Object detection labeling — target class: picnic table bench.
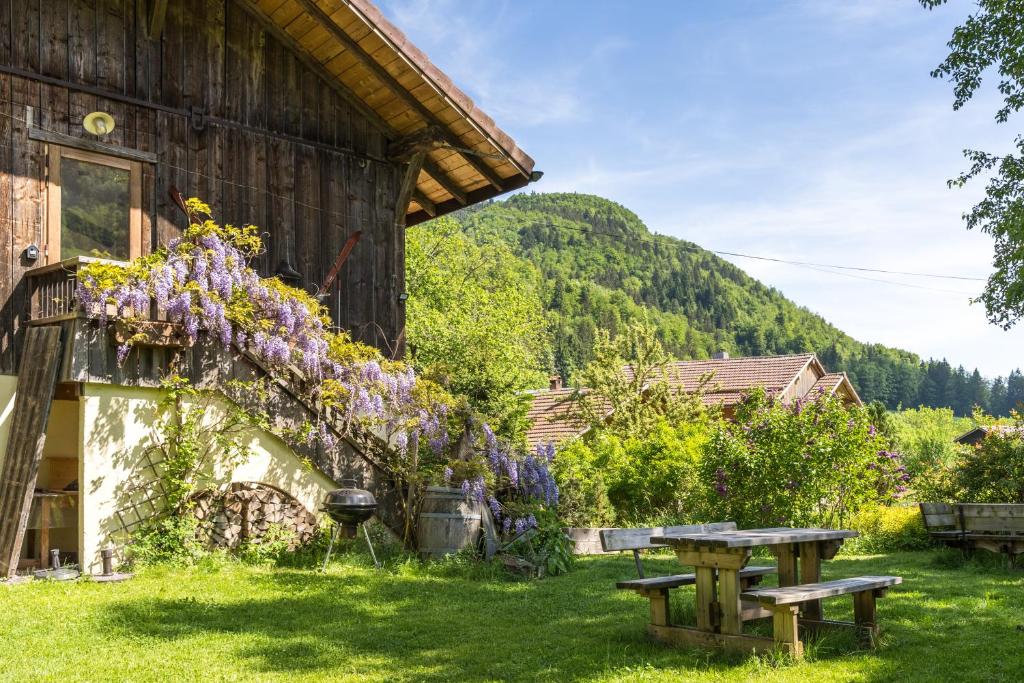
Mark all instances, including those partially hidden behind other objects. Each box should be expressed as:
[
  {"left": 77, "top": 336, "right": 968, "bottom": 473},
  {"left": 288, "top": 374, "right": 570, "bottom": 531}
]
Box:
[
  {"left": 920, "top": 502, "right": 1024, "bottom": 562},
  {"left": 601, "top": 523, "right": 776, "bottom": 627},
  {"left": 605, "top": 525, "right": 901, "bottom": 658}
]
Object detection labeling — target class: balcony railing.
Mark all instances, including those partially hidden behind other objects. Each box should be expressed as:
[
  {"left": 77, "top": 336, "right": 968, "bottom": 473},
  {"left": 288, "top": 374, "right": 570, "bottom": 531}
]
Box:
[
  {"left": 25, "top": 256, "right": 190, "bottom": 351},
  {"left": 25, "top": 256, "right": 126, "bottom": 324}
]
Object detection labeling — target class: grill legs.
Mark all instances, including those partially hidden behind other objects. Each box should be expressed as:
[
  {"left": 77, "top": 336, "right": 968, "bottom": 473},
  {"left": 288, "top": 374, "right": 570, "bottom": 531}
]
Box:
[{"left": 321, "top": 523, "right": 381, "bottom": 571}]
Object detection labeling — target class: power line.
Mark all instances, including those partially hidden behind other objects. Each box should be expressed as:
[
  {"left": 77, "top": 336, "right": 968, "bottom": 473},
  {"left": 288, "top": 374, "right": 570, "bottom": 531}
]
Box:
[
  {"left": 516, "top": 216, "right": 981, "bottom": 294},
  {"left": 786, "top": 262, "right": 977, "bottom": 296},
  {"left": 711, "top": 249, "right": 986, "bottom": 282}
]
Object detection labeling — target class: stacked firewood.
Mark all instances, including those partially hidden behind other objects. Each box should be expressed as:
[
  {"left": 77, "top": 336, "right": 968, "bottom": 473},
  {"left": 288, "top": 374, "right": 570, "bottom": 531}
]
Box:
[{"left": 193, "top": 482, "right": 318, "bottom": 549}]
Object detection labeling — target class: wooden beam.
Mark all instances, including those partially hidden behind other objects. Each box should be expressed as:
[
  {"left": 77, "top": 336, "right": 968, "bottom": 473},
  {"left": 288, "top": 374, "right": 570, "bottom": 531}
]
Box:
[
  {"left": 0, "top": 326, "right": 64, "bottom": 578},
  {"left": 396, "top": 153, "right": 426, "bottom": 225},
  {"left": 28, "top": 127, "right": 159, "bottom": 164},
  {"left": 234, "top": 1, "right": 398, "bottom": 141},
  {"left": 647, "top": 624, "right": 777, "bottom": 657},
  {"left": 149, "top": 0, "right": 169, "bottom": 40},
  {"left": 295, "top": 0, "right": 507, "bottom": 191},
  {"left": 411, "top": 190, "right": 436, "bottom": 218},
  {"left": 387, "top": 126, "right": 445, "bottom": 162},
  {"left": 406, "top": 171, "right": 530, "bottom": 227},
  {"left": 422, "top": 158, "right": 467, "bottom": 205}
]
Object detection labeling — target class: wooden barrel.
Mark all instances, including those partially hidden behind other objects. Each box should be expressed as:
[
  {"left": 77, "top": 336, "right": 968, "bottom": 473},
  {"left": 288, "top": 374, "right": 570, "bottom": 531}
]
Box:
[{"left": 416, "top": 486, "right": 483, "bottom": 559}]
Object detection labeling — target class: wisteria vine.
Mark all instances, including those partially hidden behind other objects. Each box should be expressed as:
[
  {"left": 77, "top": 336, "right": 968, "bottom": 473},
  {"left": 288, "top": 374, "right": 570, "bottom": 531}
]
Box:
[
  {"left": 74, "top": 199, "right": 560, "bottom": 537},
  {"left": 74, "top": 201, "right": 449, "bottom": 449}
]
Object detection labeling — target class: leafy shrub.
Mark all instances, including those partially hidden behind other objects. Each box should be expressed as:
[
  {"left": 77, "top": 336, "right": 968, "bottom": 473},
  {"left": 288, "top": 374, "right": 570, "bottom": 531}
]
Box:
[
  {"left": 604, "top": 420, "right": 710, "bottom": 523},
  {"left": 551, "top": 418, "right": 711, "bottom": 526},
  {"left": 889, "top": 406, "right": 974, "bottom": 479},
  {"left": 128, "top": 515, "right": 205, "bottom": 567},
  {"left": 954, "top": 426, "right": 1024, "bottom": 502},
  {"left": 549, "top": 322, "right": 716, "bottom": 526},
  {"left": 236, "top": 524, "right": 298, "bottom": 566},
  {"left": 909, "top": 457, "right": 962, "bottom": 503},
  {"left": 549, "top": 439, "right": 615, "bottom": 527},
  {"left": 846, "top": 504, "right": 932, "bottom": 553},
  {"left": 504, "top": 510, "right": 575, "bottom": 576},
  {"left": 700, "top": 388, "right": 907, "bottom": 529}
]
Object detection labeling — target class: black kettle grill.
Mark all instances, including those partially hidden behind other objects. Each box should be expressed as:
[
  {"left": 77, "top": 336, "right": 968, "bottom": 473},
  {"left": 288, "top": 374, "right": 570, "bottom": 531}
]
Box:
[{"left": 321, "top": 479, "right": 380, "bottom": 570}]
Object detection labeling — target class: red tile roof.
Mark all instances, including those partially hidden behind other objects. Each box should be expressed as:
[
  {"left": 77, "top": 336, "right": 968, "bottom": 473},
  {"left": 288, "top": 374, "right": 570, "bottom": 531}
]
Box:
[
  {"left": 522, "top": 388, "right": 589, "bottom": 450},
  {"left": 524, "top": 354, "right": 860, "bottom": 449},
  {"left": 807, "top": 372, "right": 860, "bottom": 404},
  {"left": 636, "top": 354, "right": 818, "bottom": 402}
]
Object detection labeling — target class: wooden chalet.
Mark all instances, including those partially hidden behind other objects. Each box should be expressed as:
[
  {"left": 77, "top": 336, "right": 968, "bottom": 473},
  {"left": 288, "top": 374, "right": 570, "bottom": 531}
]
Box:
[
  {"left": 523, "top": 353, "right": 862, "bottom": 450},
  {"left": 0, "top": 0, "right": 536, "bottom": 577},
  {"left": 954, "top": 425, "right": 1023, "bottom": 446}
]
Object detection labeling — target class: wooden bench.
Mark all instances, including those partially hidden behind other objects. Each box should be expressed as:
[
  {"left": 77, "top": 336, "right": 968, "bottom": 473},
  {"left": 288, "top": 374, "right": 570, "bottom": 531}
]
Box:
[
  {"left": 601, "top": 524, "right": 776, "bottom": 627},
  {"left": 920, "top": 502, "right": 1024, "bottom": 562},
  {"left": 919, "top": 502, "right": 963, "bottom": 543},
  {"left": 742, "top": 575, "right": 901, "bottom": 655}
]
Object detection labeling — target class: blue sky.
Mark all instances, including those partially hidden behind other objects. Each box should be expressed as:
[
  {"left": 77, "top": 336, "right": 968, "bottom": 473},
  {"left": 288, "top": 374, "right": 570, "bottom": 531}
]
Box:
[{"left": 377, "top": 0, "right": 1022, "bottom": 377}]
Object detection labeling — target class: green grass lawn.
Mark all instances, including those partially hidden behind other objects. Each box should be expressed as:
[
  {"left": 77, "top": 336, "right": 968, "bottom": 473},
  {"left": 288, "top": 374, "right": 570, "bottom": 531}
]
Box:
[{"left": 2, "top": 548, "right": 1023, "bottom": 682}]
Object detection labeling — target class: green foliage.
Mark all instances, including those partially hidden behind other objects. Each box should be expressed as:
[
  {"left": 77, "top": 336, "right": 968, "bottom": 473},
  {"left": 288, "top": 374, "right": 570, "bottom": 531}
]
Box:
[
  {"left": 845, "top": 504, "right": 932, "bottom": 554},
  {"left": 505, "top": 510, "right": 575, "bottom": 576},
  {"left": 406, "top": 218, "right": 551, "bottom": 440},
  {"left": 889, "top": 406, "right": 974, "bottom": 478},
  {"left": 548, "top": 439, "right": 615, "bottom": 527},
  {"left": 560, "top": 421, "right": 711, "bottom": 526},
  {"left": 236, "top": 524, "right": 300, "bottom": 566},
  {"left": 450, "top": 193, "right": 1022, "bottom": 415},
  {"left": 549, "top": 322, "right": 715, "bottom": 526},
  {"left": 922, "top": 0, "right": 1024, "bottom": 328},
  {"left": 127, "top": 514, "right": 205, "bottom": 567},
  {"left": 953, "top": 422, "right": 1024, "bottom": 502},
  {"left": 701, "top": 388, "right": 905, "bottom": 529},
  {"left": 570, "top": 321, "right": 713, "bottom": 439}
]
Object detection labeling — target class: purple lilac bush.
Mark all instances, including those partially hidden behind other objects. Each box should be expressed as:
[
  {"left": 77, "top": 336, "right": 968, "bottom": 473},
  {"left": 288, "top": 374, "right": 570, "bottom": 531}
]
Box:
[{"left": 702, "top": 387, "right": 907, "bottom": 529}]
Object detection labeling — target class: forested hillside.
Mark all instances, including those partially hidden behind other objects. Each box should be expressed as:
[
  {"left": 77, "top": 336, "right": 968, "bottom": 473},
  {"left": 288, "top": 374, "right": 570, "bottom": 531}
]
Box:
[{"left": 450, "top": 193, "right": 1023, "bottom": 416}]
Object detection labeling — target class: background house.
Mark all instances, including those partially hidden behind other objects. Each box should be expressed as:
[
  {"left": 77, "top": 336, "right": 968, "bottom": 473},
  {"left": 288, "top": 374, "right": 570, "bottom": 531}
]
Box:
[
  {"left": 524, "top": 352, "right": 861, "bottom": 450},
  {"left": 954, "top": 425, "right": 1023, "bottom": 446},
  {"left": 0, "top": 0, "right": 534, "bottom": 576}
]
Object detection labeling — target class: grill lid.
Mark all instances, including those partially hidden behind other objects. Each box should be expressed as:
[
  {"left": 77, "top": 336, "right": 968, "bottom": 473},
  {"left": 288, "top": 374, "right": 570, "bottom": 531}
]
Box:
[{"left": 324, "top": 479, "right": 377, "bottom": 509}]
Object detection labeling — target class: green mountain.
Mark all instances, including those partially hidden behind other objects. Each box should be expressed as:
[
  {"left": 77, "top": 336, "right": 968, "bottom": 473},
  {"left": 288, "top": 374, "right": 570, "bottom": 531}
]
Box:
[{"left": 450, "top": 192, "right": 1023, "bottom": 416}]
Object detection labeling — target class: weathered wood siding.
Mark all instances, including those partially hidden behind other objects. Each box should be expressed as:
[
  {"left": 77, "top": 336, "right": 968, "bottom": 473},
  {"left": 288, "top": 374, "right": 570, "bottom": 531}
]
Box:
[{"left": 0, "top": 0, "right": 408, "bottom": 373}]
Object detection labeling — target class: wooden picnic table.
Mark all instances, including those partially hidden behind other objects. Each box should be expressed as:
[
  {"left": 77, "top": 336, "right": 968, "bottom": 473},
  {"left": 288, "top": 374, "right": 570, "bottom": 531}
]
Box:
[{"left": 647, "top": 527, "right": 859, "bottom": 654}]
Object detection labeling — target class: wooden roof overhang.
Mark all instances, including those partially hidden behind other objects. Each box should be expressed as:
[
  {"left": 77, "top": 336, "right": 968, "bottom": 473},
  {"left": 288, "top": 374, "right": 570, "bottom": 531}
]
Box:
[{"left": 245, "top": 0, "right": 538, "bottom": 226}]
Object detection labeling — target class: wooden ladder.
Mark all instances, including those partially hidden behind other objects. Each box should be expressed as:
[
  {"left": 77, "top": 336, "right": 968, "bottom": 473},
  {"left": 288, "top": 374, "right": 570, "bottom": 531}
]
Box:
[{"left": 0, "top": 326, "right": 64, "bottom": 578}]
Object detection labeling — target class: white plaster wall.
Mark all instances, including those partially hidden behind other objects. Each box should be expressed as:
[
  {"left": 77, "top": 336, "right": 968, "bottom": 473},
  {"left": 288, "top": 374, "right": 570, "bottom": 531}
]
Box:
[
  {"left": 0, "top": 374, "right": 20, "bottom": 475},
  {"left": 79, "top": 383, "right": 337, "bottom": 574}
]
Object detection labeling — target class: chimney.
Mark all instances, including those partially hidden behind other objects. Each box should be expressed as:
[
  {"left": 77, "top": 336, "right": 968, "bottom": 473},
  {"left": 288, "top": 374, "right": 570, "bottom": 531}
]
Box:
[
  {"left": 549, "top": 375, "right": 563, "bottom": 391},
  {"left": 712, "top": 351, "right": 730, "bottom": 360}
]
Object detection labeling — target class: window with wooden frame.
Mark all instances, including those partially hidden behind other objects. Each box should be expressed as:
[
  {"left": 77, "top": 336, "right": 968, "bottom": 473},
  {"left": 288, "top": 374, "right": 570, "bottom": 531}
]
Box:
[{"left": 45, "top": 146, "right": 144, "bottom": 264}]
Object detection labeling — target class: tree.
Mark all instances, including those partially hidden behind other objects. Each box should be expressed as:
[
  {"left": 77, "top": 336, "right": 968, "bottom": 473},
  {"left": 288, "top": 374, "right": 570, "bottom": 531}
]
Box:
[
  {"left": 570, "top": 321, "right": 712, "bottom": 440},
  {"left": 923, "top": 0, "right": 1024, "bottom": 327},
  {"left": 405, "top": 218, "right": 552, "bottom": 439}
]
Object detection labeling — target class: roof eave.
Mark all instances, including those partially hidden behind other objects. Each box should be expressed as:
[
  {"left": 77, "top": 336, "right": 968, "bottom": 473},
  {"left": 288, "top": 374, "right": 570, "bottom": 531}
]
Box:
[{"left": 406, "top": 172, "right": 534, "bottom": 226}]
